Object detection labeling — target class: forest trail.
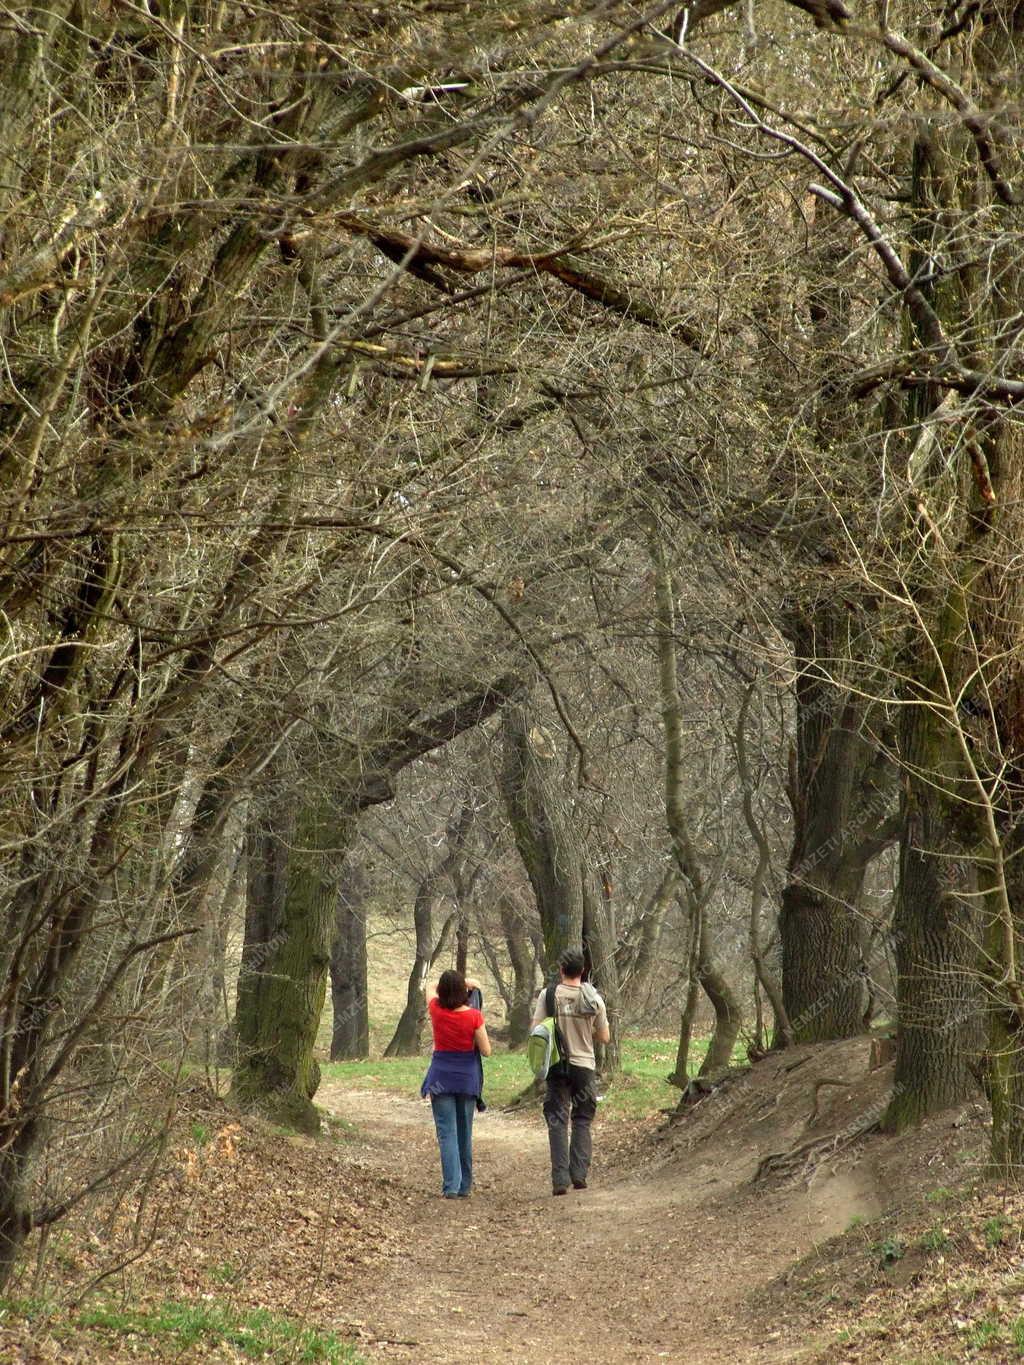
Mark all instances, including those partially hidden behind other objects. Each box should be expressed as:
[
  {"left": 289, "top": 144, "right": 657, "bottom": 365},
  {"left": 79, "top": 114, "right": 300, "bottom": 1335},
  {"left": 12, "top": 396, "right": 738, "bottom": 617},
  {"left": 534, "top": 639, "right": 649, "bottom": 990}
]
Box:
[{"left": 319, "top": 1073, "right": 884, "bottom": 1364}]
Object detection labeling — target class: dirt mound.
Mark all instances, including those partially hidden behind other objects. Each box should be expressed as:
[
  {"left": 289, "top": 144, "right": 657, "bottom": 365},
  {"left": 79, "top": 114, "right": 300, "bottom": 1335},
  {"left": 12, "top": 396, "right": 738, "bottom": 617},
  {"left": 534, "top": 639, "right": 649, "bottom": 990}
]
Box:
[{"left": 625, "top": 1039, "right": 893, "bottom": 1188}]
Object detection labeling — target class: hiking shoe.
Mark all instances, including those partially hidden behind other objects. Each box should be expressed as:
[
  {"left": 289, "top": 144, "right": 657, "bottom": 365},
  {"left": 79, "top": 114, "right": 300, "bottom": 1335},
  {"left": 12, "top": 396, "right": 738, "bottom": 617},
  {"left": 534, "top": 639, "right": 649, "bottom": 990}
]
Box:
[
  {"left": 572, "top": 1180, "right": 587, "bottom": 1190},
  {"left": 553, "top": 1186, "right": 568, "bottom": 1196}
]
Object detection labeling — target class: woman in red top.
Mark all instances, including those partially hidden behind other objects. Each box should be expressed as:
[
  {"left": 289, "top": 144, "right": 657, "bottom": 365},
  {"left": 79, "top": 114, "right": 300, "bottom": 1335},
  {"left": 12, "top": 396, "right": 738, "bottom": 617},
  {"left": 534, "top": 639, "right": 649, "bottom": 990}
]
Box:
[{"left": 421, "top": 969, "right": 491, "bottom": 1198}]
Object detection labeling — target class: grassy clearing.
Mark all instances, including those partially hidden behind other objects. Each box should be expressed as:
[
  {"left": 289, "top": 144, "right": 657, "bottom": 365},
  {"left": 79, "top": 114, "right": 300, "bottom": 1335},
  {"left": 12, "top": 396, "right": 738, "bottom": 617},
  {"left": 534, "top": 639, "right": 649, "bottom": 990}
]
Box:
[
  {"left": 1, "top": 1297, "right": 360, "bottom": 1363},
  {"left": 323, "top": 1036, "right": 747, "bottom": 1121}
]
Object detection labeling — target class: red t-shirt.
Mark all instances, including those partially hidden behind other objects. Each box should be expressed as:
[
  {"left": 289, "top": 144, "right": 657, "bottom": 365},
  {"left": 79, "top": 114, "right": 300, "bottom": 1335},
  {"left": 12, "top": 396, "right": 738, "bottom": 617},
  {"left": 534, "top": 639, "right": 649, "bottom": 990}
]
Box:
[{"left": 429, "top": 997, "right": 483, "bottom": 1052}]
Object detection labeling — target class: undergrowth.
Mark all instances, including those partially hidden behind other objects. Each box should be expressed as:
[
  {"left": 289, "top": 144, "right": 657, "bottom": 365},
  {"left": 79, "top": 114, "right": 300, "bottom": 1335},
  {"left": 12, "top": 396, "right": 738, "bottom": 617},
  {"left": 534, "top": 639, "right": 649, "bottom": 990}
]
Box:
[{"left": 0, "top": 1296, "right": 361, "bottom": 1362}]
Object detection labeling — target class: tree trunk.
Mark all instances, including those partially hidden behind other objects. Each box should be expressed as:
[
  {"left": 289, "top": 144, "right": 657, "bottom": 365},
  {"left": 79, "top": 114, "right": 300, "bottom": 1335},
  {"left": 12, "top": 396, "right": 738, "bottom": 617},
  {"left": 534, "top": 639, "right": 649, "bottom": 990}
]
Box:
[
  {"left": 0, "top": 1136, "right": 36, "bottom": 1292},
  {"left": 498, "top": 699, "right": 585, "bottom": 970},
  {"left": 384, "top": 868, "right": 436, "bottom": 1057},
  {"left": 499, "top": 897, "right": 535, "bottom": 1046},
  {"left": 696, "top": 950, "right": 743, "bottom": 1078},
  {"left": 885, "top": 676, "right": 984, "bottom": 1131},
  {"left": 231, "top": 794, "right": 348, "bottom": 1134},
  {"left": 329, "top": 861, "right": 370, "bottom": 1061},
  {"left": 734, "top": 683, "right": 791, "bottom": 1047},
  {"left": 584, "top": 867, "right": 621, "bottom": 1075},
  {"left": 195, "top": 801, "right": 246, "bottom": 1071},
  {"left": 987, "top": 831, "right": 1024, "bottom": 1174},
  {"left": 780, "top": 877, "right": 870, "bottom": 1042},
  {"left": 650, "top": 533, "right": 743, "bottom": 1084},
  {"left": 779, "top": 611, "right": 897, "bottom": 1042},
  {"left": 455, "top": 912, "right": 469, "bottom": 977},
  {"left": 882, "top": 102, "right": 1009, "bottom": 1133}
]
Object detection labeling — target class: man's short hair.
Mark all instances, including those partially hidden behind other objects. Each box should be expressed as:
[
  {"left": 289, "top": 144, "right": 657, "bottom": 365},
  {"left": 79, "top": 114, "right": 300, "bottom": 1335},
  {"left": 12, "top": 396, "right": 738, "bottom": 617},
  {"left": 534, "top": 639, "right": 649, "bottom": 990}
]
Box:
[{"left": 558, "top": 948, "right": 586, "bottom": 979}]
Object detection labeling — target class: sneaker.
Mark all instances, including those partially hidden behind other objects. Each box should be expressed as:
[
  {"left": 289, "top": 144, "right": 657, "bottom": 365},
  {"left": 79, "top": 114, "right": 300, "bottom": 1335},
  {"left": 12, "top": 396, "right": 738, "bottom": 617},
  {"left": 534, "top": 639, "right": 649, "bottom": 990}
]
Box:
[
  {"left": 572, "top": 1180, "right": 587, "bottom": 1190},
  {"left": 553, "top": 1186, "right": 568, "bottom": 1196}
]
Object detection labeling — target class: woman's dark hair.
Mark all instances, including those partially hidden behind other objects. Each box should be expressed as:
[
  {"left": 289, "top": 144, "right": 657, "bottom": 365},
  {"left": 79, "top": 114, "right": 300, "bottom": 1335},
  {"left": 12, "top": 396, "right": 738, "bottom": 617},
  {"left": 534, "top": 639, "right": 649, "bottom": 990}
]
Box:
[{"left": 436, "top": 969, "right": 469, "bottom": 1010}]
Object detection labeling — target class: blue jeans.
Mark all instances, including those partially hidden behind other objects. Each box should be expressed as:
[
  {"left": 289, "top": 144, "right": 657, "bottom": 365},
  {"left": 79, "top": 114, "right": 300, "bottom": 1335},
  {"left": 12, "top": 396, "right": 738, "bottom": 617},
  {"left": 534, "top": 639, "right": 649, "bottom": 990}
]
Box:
[{"left": 430, "top": 1093, "right": 475, "bottom": 1196}]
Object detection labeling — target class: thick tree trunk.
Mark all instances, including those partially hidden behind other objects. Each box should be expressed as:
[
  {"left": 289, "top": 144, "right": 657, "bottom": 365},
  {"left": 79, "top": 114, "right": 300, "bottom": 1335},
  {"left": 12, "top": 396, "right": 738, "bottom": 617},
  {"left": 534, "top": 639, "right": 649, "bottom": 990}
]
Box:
[
  {"left": 329, "top": 862, "right": 370, "bottom": 1061},
  {"left": 0, "top": 1107, "right": 39, "bottom": 1289},
  {"left": 231, "top": 794, "right": 348, "bottom": 1134},
  {"left": 987, "top": 839, "right": 1024, "bottom": 1174},
  {"left": 885, "top": 686, "right": 984, "bottom": 1131},
  {"left": 779, "top": 611, "right": 896, "bottom": 1042},
  {"left": 780, "top": 877, "right": 870, "bottom": 1042},
  {"left": 499, "top": 699, "right": 585, "bottom": 970},
  {"left": 881, "top": 98, "right": 1014, "bottom": 1134},
  {"left": 987, "top": 730, "right": 1024, "bottom": 1172}
]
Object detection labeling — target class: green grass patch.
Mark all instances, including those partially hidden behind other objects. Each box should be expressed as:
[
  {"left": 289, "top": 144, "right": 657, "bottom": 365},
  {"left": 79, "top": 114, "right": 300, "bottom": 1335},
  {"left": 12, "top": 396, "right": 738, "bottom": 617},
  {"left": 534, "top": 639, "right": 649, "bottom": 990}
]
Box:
[
  {"left": 925, "top": 1185, "right": 956, "bottom": 1204},
  {"left": 964, "top": 1314, "right": 1002, "bottom": 1349},
  {"left": 920, "top": 1222, "right": 951, "bottom": 1253},
  {"left": 323, "top": 1035, "right": 747, "bottom": 1121},
  {"left": 984, "top": 1214, "right": 1011, "bottom": 1248},
  {"left": 873, "top": 1235, "right": 905, "bottom": 1267},
  {"left": 74, "top": 1298, "right": 359, "bottom": 1361}
]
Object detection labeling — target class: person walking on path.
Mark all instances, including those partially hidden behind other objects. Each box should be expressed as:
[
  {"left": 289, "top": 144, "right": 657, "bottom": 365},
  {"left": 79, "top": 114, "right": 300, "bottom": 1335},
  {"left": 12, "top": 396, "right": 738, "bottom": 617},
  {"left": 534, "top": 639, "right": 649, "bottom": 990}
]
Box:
[
  {"left": 532, "top": 948, "right": 610, "bottom": 1196},
  {"left": 420, "top": 969, "right": 491, "bottom": 1199}
]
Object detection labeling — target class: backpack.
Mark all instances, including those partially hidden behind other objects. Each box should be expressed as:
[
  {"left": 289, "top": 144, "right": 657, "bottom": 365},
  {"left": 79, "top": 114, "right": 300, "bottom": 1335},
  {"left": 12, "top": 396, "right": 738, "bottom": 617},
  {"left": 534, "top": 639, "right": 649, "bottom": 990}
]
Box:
[{"left": 526, "top": 983, "right": 566, "bottom": 1081}]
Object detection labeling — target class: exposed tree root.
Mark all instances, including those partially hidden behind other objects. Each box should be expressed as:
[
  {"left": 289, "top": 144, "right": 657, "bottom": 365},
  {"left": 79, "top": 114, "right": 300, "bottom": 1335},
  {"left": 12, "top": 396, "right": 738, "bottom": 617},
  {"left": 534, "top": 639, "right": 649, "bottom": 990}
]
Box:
[{"left": 754, "top": 1114, "right": 880, "bottom": 1184}]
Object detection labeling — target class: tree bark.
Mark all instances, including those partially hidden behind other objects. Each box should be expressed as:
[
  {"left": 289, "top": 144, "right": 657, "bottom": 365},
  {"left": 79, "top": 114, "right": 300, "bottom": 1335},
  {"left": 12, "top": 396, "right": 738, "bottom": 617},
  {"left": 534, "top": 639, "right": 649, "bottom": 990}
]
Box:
[
  {"left": 881, "top": 101, "right": 1010, "bottom": 1133},
  {"left": 498, "top": 897, "right": 536, "bottom": 1046},
  {"left": 779, "top": 610, "right": 897, "bottom": 1042},
  {"left": 987, "top": 825, "right": 1024, "bottom": 1174},
  {"left": 329, "top": 861, "right": 370, "bottom": 1061},
  {"left": 584, "top": 866, "right": 622, "bottom": 1075},
  {"left": 498, "top": 698, "right": 585, "bottom": 970},
  {"left": 232, "top": 792, "right": 347, "bottom": 1134},
  {"left": 885, "top": 695, "right": 984, "bottom": 1130}
]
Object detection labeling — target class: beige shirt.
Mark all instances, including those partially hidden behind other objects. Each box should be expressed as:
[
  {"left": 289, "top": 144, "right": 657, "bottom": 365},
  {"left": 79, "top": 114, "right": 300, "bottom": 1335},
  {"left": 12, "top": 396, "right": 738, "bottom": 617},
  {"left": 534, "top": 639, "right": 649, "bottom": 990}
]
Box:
[{"left": 531, "top": 983, "right": 608, "bottom": 1070}]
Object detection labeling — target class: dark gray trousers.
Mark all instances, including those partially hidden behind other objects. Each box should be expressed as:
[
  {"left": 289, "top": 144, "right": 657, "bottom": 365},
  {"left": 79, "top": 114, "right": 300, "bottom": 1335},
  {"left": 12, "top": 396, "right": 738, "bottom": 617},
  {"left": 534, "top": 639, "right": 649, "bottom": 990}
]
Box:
[{"left": 543, "top": 1063, "right": 597, "bottom": 1189}]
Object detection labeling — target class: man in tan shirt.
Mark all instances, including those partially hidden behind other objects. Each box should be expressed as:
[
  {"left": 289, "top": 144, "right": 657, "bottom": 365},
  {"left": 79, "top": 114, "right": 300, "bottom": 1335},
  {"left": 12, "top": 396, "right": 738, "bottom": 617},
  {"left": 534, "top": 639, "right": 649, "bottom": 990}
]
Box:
[{"left": 532, "top": 948, "right": 610, "bottom": 1195}]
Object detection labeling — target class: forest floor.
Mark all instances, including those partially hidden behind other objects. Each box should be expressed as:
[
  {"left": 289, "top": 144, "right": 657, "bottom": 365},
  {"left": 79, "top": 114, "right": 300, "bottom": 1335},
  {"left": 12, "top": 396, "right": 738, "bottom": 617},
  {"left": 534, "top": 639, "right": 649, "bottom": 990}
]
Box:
[
  {"left": 3, "top": 1038, "right": 1023, "bottom": 1364},
  {"left": 314, "top": 1039, "right": 996, "bottom": 1364}
]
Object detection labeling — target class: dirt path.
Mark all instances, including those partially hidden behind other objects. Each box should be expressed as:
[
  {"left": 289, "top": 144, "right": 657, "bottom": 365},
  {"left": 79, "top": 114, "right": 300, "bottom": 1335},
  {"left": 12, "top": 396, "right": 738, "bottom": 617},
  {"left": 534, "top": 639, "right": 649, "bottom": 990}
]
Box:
[{"left": 319, "top": 1082, "right": 882, "bottom": 1363}]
